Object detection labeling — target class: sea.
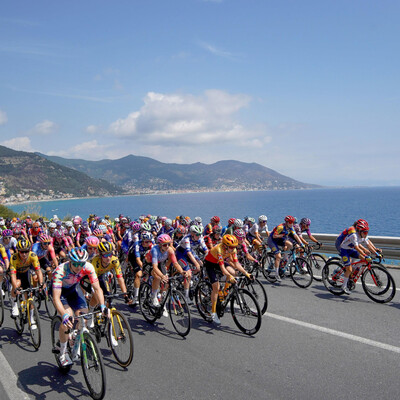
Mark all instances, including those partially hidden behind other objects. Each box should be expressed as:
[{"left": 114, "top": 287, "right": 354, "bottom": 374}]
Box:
[
  {"left": 8, "top": 187, "right": 400, "bottom": 237},
  {"left": 10, "top": 187, "right": 400, "bottom": 237}
]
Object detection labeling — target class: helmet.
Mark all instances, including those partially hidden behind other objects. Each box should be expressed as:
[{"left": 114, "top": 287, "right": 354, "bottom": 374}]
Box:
[
  {"left": 233, "top": 228, "right": 246, "bottom": 240},
  {"left": 234, "top": 219, "right": 244, "bottom": 228},
  {"left": 0, "top": 220, "right": 4, "bottom": 226},
  {"left": 355, "top": 219, "right": 369, "bottom": 232},
  {"left": 222, "top": 234, "right": 238, "bottom": 247},
  {"left": 48, "top": 222, "right": 56, "bottom": 229},
  {"left": 300, "top": 218, "right": 311, "bottom": 226},
  {"left": 194, "top": 216, "right": 202, "bottom": 224},
  {"left": 258, "top": 215, "right": 268, "bottom": 223},
  {"left": 165, "top": 218, "right": 172, "bottom": 227},
  {"left": 190, "top": 225, "right": 203, "bottom": 235},
  {"left": 56, "top": 220, "right": 62, "bottom": 227},
  {"left": 130, "top": 222, "right": 141, "bottom": 233},
  {"left": 114, "top": 217, "right": 120, "bottom": 223},
  {"left": 285, "top": 215, "right": 296, "bottom": 224},
  {"left": 98, "top": 241, "right": 113, "bottom": 254},
  {"left": 39, "top": 234, "right": 51, "bottom": 243},
  {"left": 211, "top": 216, "right": 220, "bottom": 224},
  {"left": 212, "top": 225, "right": 222, "bottom": 234},
  {"left": 85, "top": 236, "right": 100, "bottom": 247},
  {"left": 53, "top": 230, "right": 64, "bottom": 239},
  {"left": 247, "top": 217, "right": 255, "bottom": 224},
  {"left": 142, "top": 232, "right": 153, "bottom": 241},
  {"left": 69, "top": 248, "right": 88, "bottom": 263},
  {"left": 32, "top": 221, "right": 41, "bottom": 228},
  {"left": 2, "top": 229, "right": 13, "bottom": 237},
  {"left": 13, "top": 227, "right": 21, "bottom": 235},
  {"left": 228, "top": 218, "right": 235, "bottom": 225},
  {"left": 65, "top": 221, "right": 73, "bottom": 227},
  {"left": 92, "top": 229, "right": 103, "bottom": 237},
  {"left": 98, "top": 224, "right": 108, "bottom": 234},
  {"left": 16, "top": 238, "right": 31, "bottom": 251},
  {"left": 141, "top": 222, "right": 151, "bottom": 232},
  {"left": 176, "top": 226, "right": 186, "bottom": 234},
  {"left": 157, "top": 234, "right": 172, "bottom": 244}
]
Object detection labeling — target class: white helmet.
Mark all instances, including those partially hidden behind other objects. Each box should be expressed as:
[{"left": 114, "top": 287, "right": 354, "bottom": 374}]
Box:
[
  {"left": 258, "top": 215, "right": 268, "bottom": 223},
  {"left": 65, "top": 221, "right": 73, "bottom": 227},
  {"left": 234, "top": 219, "right": 244, "bottom": 228}
]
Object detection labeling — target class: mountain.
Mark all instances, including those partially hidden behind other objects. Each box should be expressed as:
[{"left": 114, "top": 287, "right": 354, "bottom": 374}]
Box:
[
  {"left": 0, "top": 145, "right": 120, "bottom": 199},
  {"left": 37, "top": 153, "right": 320, "bottom": 192}
]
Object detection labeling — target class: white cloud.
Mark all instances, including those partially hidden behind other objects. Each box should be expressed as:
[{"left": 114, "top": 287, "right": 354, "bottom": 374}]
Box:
[
  {"left": 107, "top": 90, "right": 265, "bottom": 147},
  {"left": 31, "top": 119, "right": 58, "bottom": 135},
  {"left": 0, "top": 109, "right": 7, "bottom": 125},
  {"left": 1, "top": 136, "right": 34, "bottom": 152},
  {"left": 198, "top": 41, "right": 240, "bottom": 60},
  {"left": 47, "top": 140, "right": 110, "bottom": 160},
  {"left": 86, "top": 125, "right": 101, "bottom": 134}
]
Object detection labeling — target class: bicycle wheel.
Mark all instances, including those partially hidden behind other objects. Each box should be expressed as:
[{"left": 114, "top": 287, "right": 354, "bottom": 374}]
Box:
[
  {"left": 14, "top": 294, "right": 25, "bottom": 335},
  {"left": 168, "top": 290, "right": 191, "bottom": 337},
  {"left": 51, "top": 316, "right": 72, "bottom": 374},
  {"left": 44, "top": 282, "right": 57, "bottom": 318},
  {"left": 239, "top": 278, "right": 268, "bottom": 315},
  {"left": 108, "top": 310, "right": 134, "bottom": 367},
  {"left": 230, "top": 288, "right": 262, "bottom": 336},
  {"left": 261, "top": 254, "right": 277, "bottom": 283},
  {"left": 0, "top": 287, "right": 4, "bottom": 327},
  {"left": 139, "top": 282, "right": 158, "bottom": 323},
  {"left": 321, "top": 261, "right": 345, "bottom": 295},
  {"left": 362, "top": 264, "right": 396, "bottom": 303},
  {"left": 27, "top": 299, "right": 41, "bottom": 350},
  {"left": 109, "top": 273, "right": 117, "bottom": 295},
  {"left": 307, "top": 253, "right": 326, "bottom": 282},
  {"left": 194, "top": 280, "right": 213, "bottom": 322},
  {"left": 290, "top": 257, "right": 313, "bottom": 288},
  {"left": 81, "top": 331, "right": 107, "bottom": 400}
]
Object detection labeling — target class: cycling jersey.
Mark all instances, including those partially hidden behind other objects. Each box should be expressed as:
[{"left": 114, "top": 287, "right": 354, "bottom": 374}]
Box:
[
  {"left": 145, "top": 245, "right": 177, "bottom": 265},
  {"left": 10, "top": 252, "right": 40, "bottom": 274},
  {"left": 335, "top": 226, "right": 356, "bottom": 251},
  {"left": 31, "top": 242, "right": 56, "bottom": 261},
  {"left": 205, "top": 243, "right": 238, "bottom": 268},
  {"left": 0, "top": 244, "right": 8, "bottom": 265},
  {"left": 52, "top": 261, "right": 98, "bottom": 290},
  {"left": 90, "top": 255, "right": 123, "bottom": 279}
]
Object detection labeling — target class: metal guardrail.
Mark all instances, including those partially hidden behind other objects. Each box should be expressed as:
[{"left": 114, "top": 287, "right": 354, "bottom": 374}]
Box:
[{"left": 313, "top": 233, "right": 400, "bottom": 263}]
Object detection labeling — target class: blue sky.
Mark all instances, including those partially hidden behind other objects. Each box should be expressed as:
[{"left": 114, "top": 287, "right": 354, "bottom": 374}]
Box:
[{"left": 0, "top": 0, "right": 399, "bottom": 186}]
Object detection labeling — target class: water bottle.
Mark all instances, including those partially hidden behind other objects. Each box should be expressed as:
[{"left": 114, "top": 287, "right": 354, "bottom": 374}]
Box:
[
  {"left": 72, "top": 332, "right": 81, "bottom": 360},
  {"left": 218, "top": 289, "right": 225, "bottom": 301}
]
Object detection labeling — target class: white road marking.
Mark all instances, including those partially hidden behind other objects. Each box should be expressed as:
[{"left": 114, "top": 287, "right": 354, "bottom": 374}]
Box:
[{"left": 265, "top": 312, "right": 400, "bottom": 354}]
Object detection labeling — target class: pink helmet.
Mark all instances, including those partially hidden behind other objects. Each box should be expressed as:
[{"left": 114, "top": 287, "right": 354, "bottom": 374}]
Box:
[
  {"left": 53, "top": 230, "right": 64, "bottom": 239},
  {"left": 92, "top": 229, "right": 103, "bottom": 237},
  {"left": 130, "top": 222, "right": 141, "bottom": 232},
  {"left": 39, "top": 234, "right": 51, "bottom": 243},
  {"left": 233, "top": 228, "right": 246, "bottom": 240},
  {"left": 85, "top": 236, "right": 100, "bottom": 247},
  {"left": 157, "top": 234, "right": 171, "bottom": 244}
]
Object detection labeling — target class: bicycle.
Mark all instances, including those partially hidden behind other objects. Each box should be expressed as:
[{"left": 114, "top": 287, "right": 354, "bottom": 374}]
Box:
[
  {"left": 303, "top": 243, "right": 326, "bottom": 282},
  {"left": 237, "top": 272, "right": 268, "bottom": 315},
  {"left": 91, "top": 293, "right": 134, "bottom": 368},
  {"left": 321, "top": 255, "right": 396, "bottom": 303},
  {"left": 195, "top": 277, "right": 262, "bottom": 336},
  {"left": 262, "top": 248, "right": 314, "bottom": 288},
  {"left": 51, "top": 312, "right": 107, "bottom": 400},
  {"left": 139, "top": 273, "right": 191, "bottom": 337},
  {"left": 0, "top": 277, "right": 4, "bottom": 327},
  {"left": 13, "top": 286, "right": 42, "bottom": 350}
]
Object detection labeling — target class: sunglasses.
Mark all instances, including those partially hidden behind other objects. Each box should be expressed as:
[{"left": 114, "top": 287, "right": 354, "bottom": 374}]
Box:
[
  {"left": 87, "top": 246, "right": 97, "bottom": 251},
  {"left": 19, "top": 250, "right": 29, "bottom": 254},
  {"left": 41, "top": 242, "right": 50, "bottom": 246},
  {"left": 3, "top": 236, "right": 11, "bottom": 240},
  {"left": 101, "top": 253, "right": 113, "bottom": 258},
  {"left": 71, "top": 261, "right": 85, "bottom": 268},
  {"left": 160, "top": 243, "right": 170, "bottom": 248},
  {"left": 143, "top": 240, "right": 152, "bottom": 244}
]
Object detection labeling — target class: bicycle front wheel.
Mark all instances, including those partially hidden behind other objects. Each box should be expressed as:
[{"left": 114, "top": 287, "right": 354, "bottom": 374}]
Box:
[
  {"left": 51, "top": 316, "right": 72, "bottom": 374},
  {"left": 14, "top": 294, "right": 25, "bottom": 335},
  {"left": 230, "top": 288, "right": 262, "bottom": 336},
  {"left": 194, "top": 280, "right": 213, "bottom": 322},
  {"left": 44, "top": 282, "right": 57, "bottom": 318},
  {"left": 321, "top": 261, "right": 345, "bottom": 295},
  {"left": 307, "top": 253, "right": 326, "bottom": 282},
  {"left": 139, "top": 282, "right": 158, "bottom": 324},
  {"left": 27, "top": 299, "right": 41, "bottom": 350},
  {"left": 290, "top": 257, "right": 313, "bottom": 288},
  {"left": 81, "top": 331, "right": 107, "bottom": 400},
  {"left": 168, "top": 290, "right": 191, "bottom": 337},
  {"left": 362, "top": 264, "right": 396, "bottom": 303},
  {"left": 108, "top": 310, "right": 134, "bottom": 367},
  {"left": 261, "top": 254, "right": 277, "bottom": 283},
  {"left": 239, "top": 278, "right": 268, "bottom": 315}
]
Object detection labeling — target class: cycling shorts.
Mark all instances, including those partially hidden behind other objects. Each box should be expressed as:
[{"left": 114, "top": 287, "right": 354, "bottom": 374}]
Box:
[
  {"left": 204, "top": 259, "right": 223, "bottom": 284},
  {"left": 267, "top": 236, "right": 285, "bottom": 255},
  {"left": 339, "top": 248, "right": 359, "bottom": 266},
  {"left": 16, "top": 271, "right": 31, "bottom": 290},
  {"left": 59, "top": 284, "right": 87, "bottom": 311}
]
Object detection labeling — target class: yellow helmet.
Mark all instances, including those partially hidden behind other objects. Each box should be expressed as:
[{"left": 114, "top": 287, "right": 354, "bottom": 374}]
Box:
[
  {"left": 222, "top": 234, "right": 238, "bottom": 247},
  {"left": 98, "top": 241, "right": 113, "bottom": 254},
  {"left": 17, "top": 238, "right": 31, "bottom": 251}
]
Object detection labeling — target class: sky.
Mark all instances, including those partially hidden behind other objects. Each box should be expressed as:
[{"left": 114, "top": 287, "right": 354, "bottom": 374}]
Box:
[{"left": 0, "top": 0, "right": 399, "bottom": 187}]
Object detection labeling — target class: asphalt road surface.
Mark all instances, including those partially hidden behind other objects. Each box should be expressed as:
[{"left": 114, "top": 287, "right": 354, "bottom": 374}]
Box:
[{"left": 1, "top": 268, "right": 400, "bottom": 400}]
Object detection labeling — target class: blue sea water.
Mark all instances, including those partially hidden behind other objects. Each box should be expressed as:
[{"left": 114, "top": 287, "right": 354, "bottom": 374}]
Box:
[{"left": 8, "top": 187, "right": 400, "bottom": 237}]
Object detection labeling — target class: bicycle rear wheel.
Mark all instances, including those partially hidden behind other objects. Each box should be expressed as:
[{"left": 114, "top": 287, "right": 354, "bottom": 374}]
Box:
[
  {"left": 307, "top": 253, "right": 326, "bottom": 282},
  {"left": 290, "top": 257, "right": 313, "bottom": 288},
  {"left": 261, "top": 254, "right": 277, "bottom": 282},
  {"left": 44, "top": 282, "right": 57, "bottom": 318},
  {"left": 28, "top": 299, "right": 41, "bottom": 350},
  {"left": 108, "top": 310, "right": 134, "bottom": 367},
  {"left": 362, "top": 264, "right": 396, "bottom": 303},
  {"left": 239, "top": 278, "right": 268, "bottom": 315},
  {"left": 194, "top": 280, "right": 213, "bottom": 322},
  {"left": 14, "top": 295, "right": 25, "bottom": 335},
  {"left": 321, "top": 261, "right": 345, "bottom": 295},
  {"left": 230, "top": 288, "right": 262, "bottom": 335},
  {"left": 139, "top": 282, "right": 158, "bottom": 323},
  {"left": 168, "top": 290, "right": 191, "bottom": 337},
  {"left": 51, "top": 316, "right": 72, "bottom": 374},
  {"left": 81, "top": 331, "right": 107, "bottom": 400}
]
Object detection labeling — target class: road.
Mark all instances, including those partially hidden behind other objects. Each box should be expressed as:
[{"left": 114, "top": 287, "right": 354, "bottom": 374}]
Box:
[{"left": 1, "top": 269, "right": 400, "bottom": 400}]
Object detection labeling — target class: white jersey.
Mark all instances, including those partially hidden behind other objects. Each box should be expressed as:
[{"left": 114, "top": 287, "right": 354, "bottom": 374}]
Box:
[
  {"left": 340, "top": 232, "right": 369, "bottom": 250},
  {"left": 0, "top": 236, "right": 17, "bottom": 250}
]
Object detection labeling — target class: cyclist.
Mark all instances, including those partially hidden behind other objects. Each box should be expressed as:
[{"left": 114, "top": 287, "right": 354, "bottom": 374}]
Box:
[
  {"left": 204, "top": 216, "right": 221, "bottom": 236},
  {"left": 52, "top": 248, "right": 107, "bottom": 366},
  {"left": 233, "top": 229, "right": 259, "bottom": 264},
  {"left": 31, "top": 234, "right": 58, "bottom": 280},
  {"left": 145, "top": 234, "right": 188, "bottom": 316},
  {"left": 0, "top": 242, "right": 10, "bottom": 296},
  {"left": 0, "top": 229, "right": 17, "bottom": 259},
  {"left": 10, "top": 239, "right": 44, "bottom": 322},
  {"left": 267, "top": 216, "right": 305, "bottom": 282},
  {"left": 247, "top": 215, "right": 269, "bottom": 253},
  {"left": 204, "top": 234, "right": 252, "bottom": 325},
  {"left": 28, "top": 221, "right": 43, "bottom": 244},
  {"left": 222, "top": 218, "right": 236, "bottom": 236},
  {"left": 338, "top": 219, "right": 381, "bottom": 295},
  {"left": 172, "top": 225, "right": 186, "bottom": 249},
  {"left": 82, "top": 236, "right": 100, "bottom": 261},
  {"left": 293, "top": 218, "right": 320, "bottom": 247},
  {"left": 204, "top": 225, "right": 223, "bottom": 250}
]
